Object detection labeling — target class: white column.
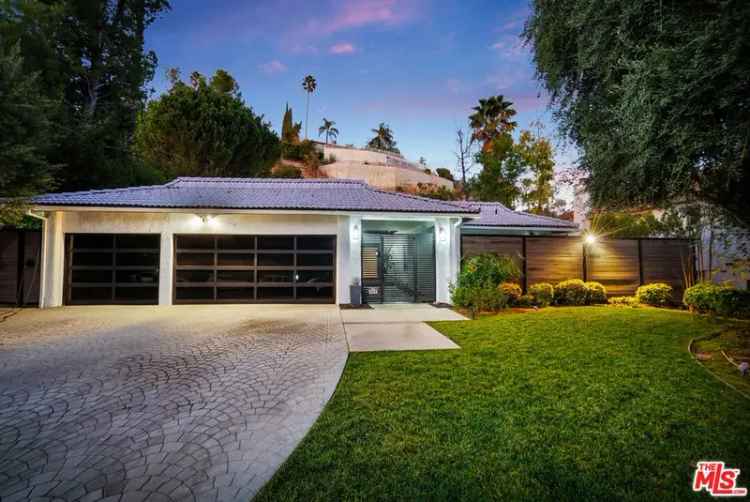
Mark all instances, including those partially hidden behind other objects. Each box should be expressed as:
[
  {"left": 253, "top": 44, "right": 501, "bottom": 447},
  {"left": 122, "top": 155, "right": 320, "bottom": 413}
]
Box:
[
  {"left": 434, "top": 217, "right": 452, "bottom": 304},
  {"left": 336, "top": 215, "right": 362, "bottom": 304},
  {"left": 40, "top": 211, "right": 65, "bottom": 308},
  {"left": 158, "top": 231, "right": 174, "bottom": 305}
]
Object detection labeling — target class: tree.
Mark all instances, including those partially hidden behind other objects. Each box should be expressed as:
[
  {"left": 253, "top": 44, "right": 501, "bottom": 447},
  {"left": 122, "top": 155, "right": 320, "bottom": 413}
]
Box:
[
  {"left": 0, "top": 0, "right": 171, "bottom": 192},
  {"left": 418, "top": 156, "right": 427, "bottom": 165},
  {"left": 454, "top": 127, "right": 475, "bottom": 199},
  {"left": 515, "top": 128, "right": 555, "bottom": 214},
  {"left": 367, "top": 123, "right": 400, "bottom": 153},
  {"left": 134, "top": 69, "right": 280, "bottom": 178},
  {"left": 302, "top": 74, "right": 317, "bottom": 139},
  {"left": 524, "top": 0, "right": 750, "bottom": 228},
  {"left": 435, "top": 168, "right": 454, "bottom": 181},
  {"left": 209, "top": 69, "right": 239, "bottom": 96},
  {"left": 281, "top": 103, "right": 301, "bottom": 143},
  {"left": 318, "top": 118, "right": 339, "bottom": 144},
  {"left": 471, "top": 134, "right": 524, "bottom": 207},
  {"left": 0, "top": 42, "right": 55, "bottom": 224},
  {"left": 468, "top": 96, "right": 517, "bottom": 151}
]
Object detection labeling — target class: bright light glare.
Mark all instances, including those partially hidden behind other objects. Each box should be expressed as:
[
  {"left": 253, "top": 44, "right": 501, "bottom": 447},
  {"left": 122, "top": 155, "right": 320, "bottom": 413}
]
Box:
[{"left": 584, "top": 234, "right": 597, "bottom": 245}]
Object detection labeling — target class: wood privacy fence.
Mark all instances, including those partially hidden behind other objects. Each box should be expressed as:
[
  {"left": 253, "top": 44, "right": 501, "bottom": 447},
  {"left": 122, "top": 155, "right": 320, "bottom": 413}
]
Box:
[
  {"left": 0, "top": 229, "right": 42, "bottom": 306},
  {"left": 461, "top": 235, "right": 694, "bottom": 299}
]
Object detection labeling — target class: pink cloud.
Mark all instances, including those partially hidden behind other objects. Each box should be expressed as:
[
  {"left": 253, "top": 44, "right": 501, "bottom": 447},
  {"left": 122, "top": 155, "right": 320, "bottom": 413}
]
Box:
[
  {"left": 303, "top": 0, "right": 419, "bottom": 36},
  {"left": 329, "top": 42, "right": 357, "bottom": 54},
  {"left": 258, "top": 60, "right": 287, "bottom": 75},
  {"left": 490, "top": 35, "right": 527, "bottom": 58}
]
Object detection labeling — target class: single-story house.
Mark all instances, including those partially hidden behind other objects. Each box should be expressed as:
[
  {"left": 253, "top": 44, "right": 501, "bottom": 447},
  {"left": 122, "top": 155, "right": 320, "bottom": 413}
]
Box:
[{"left": 27, "top": 177, "right": 578, "bottom": 308}]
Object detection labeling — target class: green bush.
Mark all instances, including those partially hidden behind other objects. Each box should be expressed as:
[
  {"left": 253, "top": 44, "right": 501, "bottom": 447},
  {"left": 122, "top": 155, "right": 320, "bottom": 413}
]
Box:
[
  {"left": 499, "top": 282, "right": 522, "bottom": 304},
  {"left": 281, "top": 139, "right": 320, "bottom": 161},
  {"left": 609, "top": 296, "right": 638, "bottom": 307},
  {"left": 529, "top": 283, "right": 554, "bottom": 307},
  {"left": 714, "top": 288, "right": 750, "bottom": 319},
  {"left": 584, "top": 281, "right": 608, "bottom": 304},
  {"left": 635, "top": 283, "right": 673, "bottom": 306},
  {"left": 451, "top": 254, "right": 519, "bottom": 316},
  {"left": 554, "top": 279, "right": 588, "bottom": 306},
  {"left": 683, "top": 283, "right": 722, "bottom": 313},
  {"left": 516, "top": 294, "right": 535, "bottom": 307}
]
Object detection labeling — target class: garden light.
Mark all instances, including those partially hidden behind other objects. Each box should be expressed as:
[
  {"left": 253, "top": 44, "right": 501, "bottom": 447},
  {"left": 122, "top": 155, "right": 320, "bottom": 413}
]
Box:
[{"left": 584, "top": 234, "right": 598, "bottom": 245}]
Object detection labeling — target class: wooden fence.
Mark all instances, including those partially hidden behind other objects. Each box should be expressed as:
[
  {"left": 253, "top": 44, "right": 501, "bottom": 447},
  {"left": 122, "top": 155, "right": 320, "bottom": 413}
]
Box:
[
  {"left": 461, "top": 235, "right": 693, "bottom": 299},
  {"left": 0, "top": 229, "right": 42, "bottom": 306}
]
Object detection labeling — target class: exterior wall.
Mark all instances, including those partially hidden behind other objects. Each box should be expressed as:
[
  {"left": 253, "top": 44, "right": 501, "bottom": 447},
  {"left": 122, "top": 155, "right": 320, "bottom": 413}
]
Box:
[
  {"left": 37, "top": 210, "right": 462, "bottom": 308},
  {"left": 320, "top": 144, "right": 454, "bottom": 191}
]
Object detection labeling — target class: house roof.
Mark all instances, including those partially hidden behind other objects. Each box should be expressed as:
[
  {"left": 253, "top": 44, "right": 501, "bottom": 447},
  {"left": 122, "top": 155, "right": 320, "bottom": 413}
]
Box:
[
  {"left": 30, "top": 177, "right": 477, "bottom": 215},
  {"left": 460, "top": 202, "right": 578, "bottom": 229}
]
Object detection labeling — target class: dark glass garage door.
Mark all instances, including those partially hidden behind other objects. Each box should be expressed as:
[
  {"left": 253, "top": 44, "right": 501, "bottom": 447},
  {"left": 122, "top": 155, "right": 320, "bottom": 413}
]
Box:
[
  {"left": 65, "top": 234, "right": 160, "bottom": 305},
  {"left": 173, "top": 235, "right": 336, "bottom": 304}
]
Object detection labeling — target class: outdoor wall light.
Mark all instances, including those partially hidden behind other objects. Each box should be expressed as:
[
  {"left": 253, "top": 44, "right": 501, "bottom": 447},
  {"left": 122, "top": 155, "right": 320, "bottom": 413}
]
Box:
[
  {"left": 351, "top": 222, "right": 361, "bottom": 242},
  {"left": 584, "top": 234, "right": 598, "bottom": 245},
  {"left": 438, "top": 225, "right": 448, "bottom": 243}
]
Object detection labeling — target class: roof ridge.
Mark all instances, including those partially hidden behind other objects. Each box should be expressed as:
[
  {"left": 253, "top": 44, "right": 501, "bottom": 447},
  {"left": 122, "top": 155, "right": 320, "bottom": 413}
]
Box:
[
  {"left": 364, "top": 185, "right": 478, "bottom": 213},
  {"left": 516, "top": 209, "right": 575, "bottom": 225}
]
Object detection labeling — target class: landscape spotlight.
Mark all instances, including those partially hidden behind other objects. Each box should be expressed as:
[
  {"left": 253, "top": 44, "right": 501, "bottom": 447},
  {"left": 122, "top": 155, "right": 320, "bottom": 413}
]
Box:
[{"left": 584, "top": 234, "right": 598, "bottom": 245}]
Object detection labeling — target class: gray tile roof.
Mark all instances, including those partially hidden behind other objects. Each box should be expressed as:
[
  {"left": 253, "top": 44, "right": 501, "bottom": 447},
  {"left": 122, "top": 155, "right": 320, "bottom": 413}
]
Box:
[
  {"left": 30, "top": 177, "right": 477, "bottom": 215},
  {"left": 460, "top": 202, "right": 578, "bottom": 229}
]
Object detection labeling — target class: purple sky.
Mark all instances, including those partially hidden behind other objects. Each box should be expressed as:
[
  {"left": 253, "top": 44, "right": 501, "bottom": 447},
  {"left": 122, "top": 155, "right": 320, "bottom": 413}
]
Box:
[{"left": 145, "top": 0, "right": 577, "bottom": 198}]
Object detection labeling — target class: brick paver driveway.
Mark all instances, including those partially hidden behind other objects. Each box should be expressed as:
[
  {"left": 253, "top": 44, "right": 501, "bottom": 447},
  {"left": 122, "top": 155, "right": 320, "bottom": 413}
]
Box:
[{"left": 0, "top": 305, "right": 348, "bottom": 502}]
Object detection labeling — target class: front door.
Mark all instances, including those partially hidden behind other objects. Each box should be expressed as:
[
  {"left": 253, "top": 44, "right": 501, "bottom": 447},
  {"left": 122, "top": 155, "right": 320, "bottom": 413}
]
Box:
[{"left": 361, "top": 232, "right": 435, "bottom": 304}]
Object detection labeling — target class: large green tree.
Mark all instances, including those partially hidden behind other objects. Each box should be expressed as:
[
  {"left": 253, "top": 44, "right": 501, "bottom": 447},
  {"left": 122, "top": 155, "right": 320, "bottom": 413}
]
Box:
[
  {"left": 471, "top": 134, "right": 525, "bottom": 207},
  {"left": 515, "top": 129, "right": 555, "bottom": 214},
  {"left": 1, "top": 0, "right": 170, "bottom": 192},
  {"left": 524, "top": 0, "right": 750, "bottom": 228},
  {"left": 134, "top": 69, "right": 280, "bottom": 177},
  {"left": 0, "top": 41, "right": 55, "bottom": 223}
]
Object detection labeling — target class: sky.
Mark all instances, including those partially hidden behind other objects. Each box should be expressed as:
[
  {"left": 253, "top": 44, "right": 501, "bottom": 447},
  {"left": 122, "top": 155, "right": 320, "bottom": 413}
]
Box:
[{"left": 145, "top": 0, "right": 577, "bottom": 198}]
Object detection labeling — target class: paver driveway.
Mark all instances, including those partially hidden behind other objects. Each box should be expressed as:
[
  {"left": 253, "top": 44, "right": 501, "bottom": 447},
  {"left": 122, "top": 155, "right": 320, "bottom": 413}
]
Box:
[{"left": 0, "top": 305, "right": 348, "bottom": 502}]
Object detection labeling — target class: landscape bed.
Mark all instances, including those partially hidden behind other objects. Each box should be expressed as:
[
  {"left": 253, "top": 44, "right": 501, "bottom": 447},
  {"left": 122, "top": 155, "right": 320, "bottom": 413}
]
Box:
[{"left": 257, "top": 307, "right": 750, "bottom": 501}]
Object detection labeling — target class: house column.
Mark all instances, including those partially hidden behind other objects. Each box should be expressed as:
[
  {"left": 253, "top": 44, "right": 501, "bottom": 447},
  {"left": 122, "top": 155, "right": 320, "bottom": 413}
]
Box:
[
  {"left": 336, "top": 215, "right": 362, "bottom": 304},
  {"left": 158, "top": 231, "right": 174, "bottom": 305},
  {"left": 435, "top": 216, "right": 459, "bottom": 304},
  {"left": 40, "top": 211, "right": 65, "bottom": 308}
]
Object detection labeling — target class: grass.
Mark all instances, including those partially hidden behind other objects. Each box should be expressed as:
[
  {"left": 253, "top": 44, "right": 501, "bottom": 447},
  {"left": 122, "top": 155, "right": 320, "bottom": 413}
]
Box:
[
  {"left": 693, "top": 325, "right": 750, "bottom": 396},
  {"left": 256, "top": 307, "right": 750, "bottom": 501}
]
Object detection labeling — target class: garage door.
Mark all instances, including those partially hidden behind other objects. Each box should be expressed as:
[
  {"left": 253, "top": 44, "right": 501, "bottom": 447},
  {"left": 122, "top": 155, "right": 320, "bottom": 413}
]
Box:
[
  {"left": 65, "top": 234, "right": 160, "bottom": 305},
  {"left": 173, "top": 235, "right": 336, "bottom": 304}
]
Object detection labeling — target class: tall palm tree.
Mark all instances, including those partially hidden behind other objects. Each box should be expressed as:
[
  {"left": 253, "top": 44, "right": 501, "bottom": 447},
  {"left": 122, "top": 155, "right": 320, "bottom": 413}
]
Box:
[
  {"left": 468, "top": 95, "right": 517, "bottom": 151},
  {"left": 302, "top": 74, "right": 317, "bottom": 139},
  {"left": 367, "top": 123, "right": 399, "bottom": 153},
  {"left": 318, "top": 118, "right": 339, "bottom": 144}
]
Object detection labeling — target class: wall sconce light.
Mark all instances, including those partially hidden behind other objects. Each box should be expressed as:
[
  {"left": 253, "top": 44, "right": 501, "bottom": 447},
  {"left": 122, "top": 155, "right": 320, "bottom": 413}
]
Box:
[
  {"left": 438, "top": 225, "right": 448, "bottom": 243},
  {"left": 199, "top": 215, "right": 214, "bottom": 224},
  {"left": 351, "top": 222, "right": 361, "bottom": 242}
]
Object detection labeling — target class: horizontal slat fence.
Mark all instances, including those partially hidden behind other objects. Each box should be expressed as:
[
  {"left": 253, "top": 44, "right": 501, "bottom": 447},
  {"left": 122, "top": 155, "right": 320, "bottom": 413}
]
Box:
[{"left": 462, "top": 235, "right": 692, "bottom": 299}]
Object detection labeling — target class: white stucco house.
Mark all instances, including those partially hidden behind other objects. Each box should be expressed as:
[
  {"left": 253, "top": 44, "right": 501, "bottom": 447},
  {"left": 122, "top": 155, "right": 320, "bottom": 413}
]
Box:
[{"left": 27, "top": 177, "right": 577, "bottom": 308}]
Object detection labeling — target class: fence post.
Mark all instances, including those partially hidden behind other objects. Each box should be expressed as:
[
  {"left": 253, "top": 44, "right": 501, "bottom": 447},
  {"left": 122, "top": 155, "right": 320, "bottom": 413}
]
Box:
[
  {"left": 637, "top": 239, "right": 644, "bottom": 286},
  {"left": 521, "top": 236, "right": 528, "bottom": 293},
  {"left": 582, "top": 241, "right": 588, "bottom": 282}
]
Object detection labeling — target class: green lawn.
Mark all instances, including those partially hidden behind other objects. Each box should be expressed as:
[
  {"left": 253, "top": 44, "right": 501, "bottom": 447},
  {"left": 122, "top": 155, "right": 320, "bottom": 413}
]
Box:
[{"left": 256, "top": 307, "right": 750, "bottom": 501}]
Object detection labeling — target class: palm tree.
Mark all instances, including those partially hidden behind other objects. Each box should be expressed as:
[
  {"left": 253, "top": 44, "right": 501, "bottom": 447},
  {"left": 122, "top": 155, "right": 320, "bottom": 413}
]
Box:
[
  {"left": 302, "top": 74, "right": 317, "bottom": 139},
  {"left": 366, "top": 123, "right": 399, "bottom": 153},
  {"left": 318, "top": 118, "right": 339, "bottom": 144},
  {"left": 468, "top": 95, "right": 517, "bottom": 151}
]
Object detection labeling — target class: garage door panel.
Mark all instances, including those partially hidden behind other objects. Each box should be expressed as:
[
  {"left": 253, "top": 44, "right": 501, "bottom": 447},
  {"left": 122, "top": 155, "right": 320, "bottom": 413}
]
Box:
[
  {"left": 65, "top": 233, "right": 160, "bottom": 305},
  {"left": 173, "top": 234, "right": 336, "bottom": 304}
]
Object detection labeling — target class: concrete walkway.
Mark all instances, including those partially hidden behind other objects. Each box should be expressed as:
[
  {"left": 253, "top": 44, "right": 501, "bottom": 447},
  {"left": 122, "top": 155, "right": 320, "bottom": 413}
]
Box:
[
  {"left": 0, "top": 305, "right": 347, "bottom": 502},
  {"left": 342, "top": 304, "right": 465, "bottom": 352}
]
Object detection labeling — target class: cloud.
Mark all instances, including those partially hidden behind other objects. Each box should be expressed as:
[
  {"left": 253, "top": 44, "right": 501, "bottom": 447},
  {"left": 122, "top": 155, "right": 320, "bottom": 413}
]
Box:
[
  {"left": 258, "top": 60, "right": 287, "bottom": 75},
  {"left": 311, "top": 0, "right": 419, "bottom": 35},
  {"left": 329, "top": 42, "right": 357, "bottom": 54},
  {"left": 489, "top": 36, "right": 527, "bottom": 58}
]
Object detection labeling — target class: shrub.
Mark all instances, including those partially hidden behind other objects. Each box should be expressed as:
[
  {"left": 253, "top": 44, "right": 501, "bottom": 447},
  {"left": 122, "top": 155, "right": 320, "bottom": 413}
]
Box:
[
  {"left": 516, "top": 294, "right": 535, "bottom": 307},
  {"left": 458, "top": 254, "right": 520, "bottom": 289},
  {"left": 499, "top": 282, "right": 522, "bottom": 304},
  {"left": 554, "top": 279, "right": 588, "bottom": 306},
  {"left": 271, "top": 164, "right": 302, "bottom": 178},
  {"left": 714, "top": 288, "right": 750, "bottom": 319},
  {"left": 635, "top": 283, "right": 673, "bottom": 306},
  {"left": 609, "top": 296, "right": 638, "bottom": 307},
  {"left": 281, "top": 139, "right": 320, "bottom": 161},
  {"left": 451, "top": 254, "right": 519, "bottom": 316},
  {"left": 529, "top": 283, "right": 554, "bottom": 307},
  {"left": 584, "top": 281, "right": 608, "bottom": 304},
  {"left": 683, "top": 282, "right": 722, "bottom": 313}
]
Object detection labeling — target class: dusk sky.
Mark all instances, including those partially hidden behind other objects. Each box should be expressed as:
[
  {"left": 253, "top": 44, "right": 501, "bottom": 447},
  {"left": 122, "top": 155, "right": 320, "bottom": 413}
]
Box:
[{"left": 145, "top": 0, "right": 577, "bottom": 193}]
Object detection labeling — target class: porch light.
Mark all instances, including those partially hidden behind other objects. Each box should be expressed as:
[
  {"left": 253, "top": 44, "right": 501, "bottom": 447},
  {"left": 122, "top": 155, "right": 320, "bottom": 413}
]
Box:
[
  {"left": 438, "top": 225, "right": 448, "bottom": 243},
  {"left": 584, "top": 233, "right": 597, "bottom": 245},
  {"left": 351, "top": 222, "right": 361, "bottom": 242}
]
